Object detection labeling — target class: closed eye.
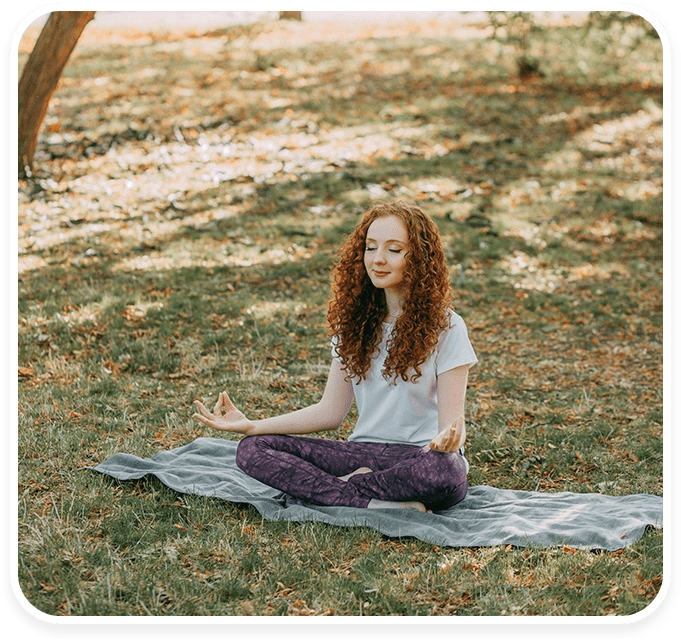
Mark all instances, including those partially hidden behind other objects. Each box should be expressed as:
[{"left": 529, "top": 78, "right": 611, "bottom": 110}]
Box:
[{"left": 365, "top": 246, "right": 402, "bottom": 253}]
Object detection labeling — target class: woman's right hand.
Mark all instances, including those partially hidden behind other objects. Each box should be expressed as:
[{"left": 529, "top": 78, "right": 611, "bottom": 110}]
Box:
[{"left": 193, "top": 391, "right": 256, "bottom": 435}]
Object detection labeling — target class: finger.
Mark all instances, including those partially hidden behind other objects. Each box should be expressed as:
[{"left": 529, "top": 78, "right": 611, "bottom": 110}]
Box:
[
  {"left": 193, "top": 413, "right": 228, "bottom": 430},
  {"left": 193, "top": 414, "right": 230, "bottom": 432},
  {"left": 213, "top": 394, "right": 224, "bottom": 414},
  {"left": 194, "top": 401, "right": 214, "bottom": 419},
  {"left": 192, "top": 413, "right": 213, "bottom": 426},
  {"left": 221, "top": 391, "right": 234, "bottom": 408}
]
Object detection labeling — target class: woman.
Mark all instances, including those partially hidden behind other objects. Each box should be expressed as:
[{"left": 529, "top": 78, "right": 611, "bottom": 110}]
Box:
[{"left": 193, "top": 200, "right": 477, "bottom": 512}]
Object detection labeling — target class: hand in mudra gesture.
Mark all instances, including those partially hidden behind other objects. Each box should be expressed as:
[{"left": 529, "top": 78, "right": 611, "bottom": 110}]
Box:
[
  {"left": 193, "top": 392, "right": 255, "bottom": 434},
  {"left": 428, "top": 416, "right": 466, "bottom": 453}
]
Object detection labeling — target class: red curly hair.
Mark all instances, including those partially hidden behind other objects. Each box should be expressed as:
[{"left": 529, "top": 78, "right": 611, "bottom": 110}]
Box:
[{"left": 327, "top": 200, "right": 454, "bottom": 383}]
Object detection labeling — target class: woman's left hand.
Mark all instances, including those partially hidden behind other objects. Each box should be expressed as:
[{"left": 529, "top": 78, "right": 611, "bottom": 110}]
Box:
[{"left": 428, "top": 416, "right": 466, "bottom": 453}]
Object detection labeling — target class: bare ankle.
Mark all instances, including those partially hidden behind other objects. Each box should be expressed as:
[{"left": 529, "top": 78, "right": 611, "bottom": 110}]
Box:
[{"left": 338, "top": 467, "right": 373, "bottom": 482}]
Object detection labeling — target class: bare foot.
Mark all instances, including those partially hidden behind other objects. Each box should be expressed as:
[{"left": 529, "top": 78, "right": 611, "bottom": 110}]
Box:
[
  {"left": 339, "top": 470, "right": 428, "bottom": 512},
  {"left": 338, "top": 467, "right": 373, "bottom": 482},
  {"left": 367, "top": 499, "right": 427, "bottom": 512}
]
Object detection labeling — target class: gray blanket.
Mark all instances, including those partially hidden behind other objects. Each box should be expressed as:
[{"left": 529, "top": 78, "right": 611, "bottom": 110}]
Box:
[{"left": 88, "top": 437, "right": 662, "bottom": 550}]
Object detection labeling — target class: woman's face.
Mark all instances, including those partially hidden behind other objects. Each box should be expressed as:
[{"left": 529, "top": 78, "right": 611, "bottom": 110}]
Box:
[{"left": 363, "top": 215, "right": 409, "bottom": 295}]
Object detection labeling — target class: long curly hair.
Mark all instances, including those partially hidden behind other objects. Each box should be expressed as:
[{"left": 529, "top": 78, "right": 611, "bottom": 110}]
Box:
[{"left": 327, "top": 200, "right": 453, "bottom": 383}]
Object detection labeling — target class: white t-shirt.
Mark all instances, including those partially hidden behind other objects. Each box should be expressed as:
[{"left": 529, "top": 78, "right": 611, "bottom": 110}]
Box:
[{"left": 332, "top": 309, "right": 477, "bottom": 450}]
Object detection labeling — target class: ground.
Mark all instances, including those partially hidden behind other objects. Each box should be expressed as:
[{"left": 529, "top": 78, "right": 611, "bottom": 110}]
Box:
[{"left": 16, "top": 11, "right": 663, "bottom": 617}]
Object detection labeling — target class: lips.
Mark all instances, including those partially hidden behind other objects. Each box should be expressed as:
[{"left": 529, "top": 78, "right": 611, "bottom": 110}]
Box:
[{"left": 373, "top": 271, "right": 390, "bottom": 277}]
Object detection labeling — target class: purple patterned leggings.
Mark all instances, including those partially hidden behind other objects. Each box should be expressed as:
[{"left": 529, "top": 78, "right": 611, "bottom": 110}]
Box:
[{"left": 235, "top": 434, "right": 468, "bottom": 512}]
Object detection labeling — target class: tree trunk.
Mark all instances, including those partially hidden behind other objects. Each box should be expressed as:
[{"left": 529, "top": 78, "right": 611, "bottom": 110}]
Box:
[
  {"left": 279, "top": 12, "right": 302, "bottom": 21},
  {"left": 18, "top": 11, "right": 95, "bottom": 177}
]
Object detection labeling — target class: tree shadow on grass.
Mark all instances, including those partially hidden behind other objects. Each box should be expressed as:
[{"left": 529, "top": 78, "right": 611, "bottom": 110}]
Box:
[{"left": 18, "top": 16, "right": 662, "bottom": 487}]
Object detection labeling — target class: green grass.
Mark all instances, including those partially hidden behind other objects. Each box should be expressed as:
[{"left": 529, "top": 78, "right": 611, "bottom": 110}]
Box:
[{"left": 17, "top": 14, "right": 662, "bottom": 617}]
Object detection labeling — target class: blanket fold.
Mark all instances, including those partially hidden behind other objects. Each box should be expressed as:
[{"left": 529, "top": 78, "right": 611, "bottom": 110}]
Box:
[{"left": 88, "top": 437, "right": 662, "bottom": 550}]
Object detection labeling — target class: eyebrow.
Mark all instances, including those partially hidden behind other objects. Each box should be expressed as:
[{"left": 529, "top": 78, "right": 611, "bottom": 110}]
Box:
[{"left": 365, "top": 237, "right": 407, "bottom": 245}]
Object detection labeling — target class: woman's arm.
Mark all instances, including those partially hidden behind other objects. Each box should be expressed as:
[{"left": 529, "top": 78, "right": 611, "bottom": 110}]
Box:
[
  {"left": 193, "top": 358, "right": 355, "bottom": 436},
  {"left": 428, "top": 364, "right": 471, "bottom": 452}
]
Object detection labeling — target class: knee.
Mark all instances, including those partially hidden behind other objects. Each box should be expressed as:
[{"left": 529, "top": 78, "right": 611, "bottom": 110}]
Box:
[
  {"left": 445, "top": 451, "right": 469, "bottom": 478},
  {"left": 412, "top": 452, "right": 468, "bottom": 512},
  {"left": 442, "top": 452, "right": 469, "bottom": 500},
  {"left": 235, "top": 434, "right": 285, "bottom": 471},
  {"left": 235, "top": 435, "right": 260, "bottom": 471},
  {"left": 422, "top": 450, "right": 468, "bottom": 490},
  {"left": 425, "top": 448, "right": 465, "bottom": 472}
]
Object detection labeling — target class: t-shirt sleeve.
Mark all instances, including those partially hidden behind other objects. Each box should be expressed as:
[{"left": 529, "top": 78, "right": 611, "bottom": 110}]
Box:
[{"left": 435, "top": 312, "right": 478, "bottom": 375}]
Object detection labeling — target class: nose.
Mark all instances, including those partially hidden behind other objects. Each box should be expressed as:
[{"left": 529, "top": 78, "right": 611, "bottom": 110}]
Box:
[{"left": 374, "top": 249, "right": 386, "bottom": 264}]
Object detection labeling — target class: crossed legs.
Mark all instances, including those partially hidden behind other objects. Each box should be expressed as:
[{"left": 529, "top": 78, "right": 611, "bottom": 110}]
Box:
[{"left": 235, "top": 434, "right": 468, "bottom": 512}]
